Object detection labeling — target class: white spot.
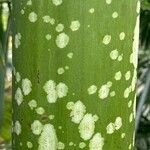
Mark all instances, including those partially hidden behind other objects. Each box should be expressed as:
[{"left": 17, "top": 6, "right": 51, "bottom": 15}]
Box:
[
  {"left": 14, "top": 121, "right": 21, "bottom": 135},
  {"left": 42, "top": 16, "right": 55, "bottom": 25},
  {"left": 124, "top": 86, "right": 132, "bottom": 98},
  {"left": 110, "top": 91, "right": 116, "bottom": 97},
  {"left": 52, "top": 0, "right": 62, "bottom": 6},
  {"left": 106, "top": 122, "right": 115, "bottom": 134},
  {"left": 57, "top": 142, "right": 65, "bottom": 149},
  {"left": 119, "top": 32, "right": 126, "bottom": 40},
  {"left": 109, "top": 49, "right": 119, "bottom": 60},
  {"left": 79, "top": 142, "right": 86, "bottom": 149},
  {"left": 47, "top": 90, "right": 58, "bottom": 103},
  {"left": 128, "top": 100, "right": 132, "bottom": 108},
  {"left": 114, "top": 117, "right": 122, "bottom": 130},
  {"left": 45, "top": 34, "right": 52, "bottom": 40},
  {"left": 106, "top": 0, "right": 112, "bottom": 4},
  {"left": 27, "top": 0, "right": 32, "bottom": 5},
  {"left": 57, "top": 67, "right": 65, "bottom": 75},
  {"left": 56, "top": 33, "right": 69, "bottom": 48},
  {"left": 21, "top": 9, "right": 25, "bottom": 14},
  {"left": 87, "top": 85, "right": 97, "bottom": 95},
  {"left": 89, "top": 133, "right": 104, "bottom": 150},
  {"left": 89, "top": 8, "right": 95, "bottom": 14},
  {"left": 70, "top": 20, "right": 80, "bottom": 31},
  {"left": 48, "top": 115, "right": 55, "bottom": 120},
  {"left": 98, "top": 84, "right": 110, "bottom": 99},
  {"left": 56, "top": 82, "right": 68, "bottom": 98},
  {"left": 38, "top": 124, "right": 58, "bottom": 150},
  {"left": 93, "top": 115, "right": 99, "bottom": 122},
  {"left": 125, "top": 71, "right": 131, "bottom": 80},
  {"left": 66, "top": 101, "right": 74, "bottom": 110},
  {"left": 31, "top": 120, "right": 43, "bottom": 135},
  {"left": 129, "top": 113, "right": 133, "bottom": 123},
  {"left": 128, "top": 144, "right": 132, "bottom": 150},
  {"left": 67, "top": 52, "right": 73, "bottom": 59},
  {"left": 43, "top": 80, "right": 56, "bottom": 94},
  {"left": 102, "top": 35, "right": 111, "bottom": 45},
  {"left": 56, "top": 24, "right": 64, "bottom": 32},
  {"left": 114, "top": 71, "right": 122, "bottom": 80},
  {"left": 69, "top": 101, "right": 86, "bottom": 124},
  {"left": 16, "top": 72, "right": 21, "bottom": 82},
  {"left": 28, "top": 99, "right": 37, "bottom": 110},
  {"left": 15, "top": 87, "right": 23, "bottom": 106},
  {"left": 22, "top": 78, "right": 32, "bottom": 95},
  {"left": 15, "top": 33, "right": 21, "bottom": 49},
  {"left": 112, "top": 11, "right": 118, "bottom": 18},
  {"left": 78, "top": 114, "right": 96, "bottom": 141},
  {"left": 36, "top": 107, "right": 45, "bottom": 115},
  {"left": 136, "top": 1, "right": 141, "bottom": 14},
  {"left": 28, "top": 12, "right": 37, "bottom": 23},
  {"left": 121, "top": 133, "right": 126, "bottom": 139},
  {"left": 118, "top": 54, "right": 123, "bottom": 61},
  {"left": 27, "top": 141, "right": 33, "bottom": 149}
]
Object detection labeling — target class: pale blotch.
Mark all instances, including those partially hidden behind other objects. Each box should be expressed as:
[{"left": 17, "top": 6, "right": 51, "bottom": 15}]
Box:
[
  {"left": 125, "top": 71, "right": 131, "bottom": 80},
  {"left": 124, "top": 86, "right": 132, "bottom": 98},
  {"left": 47, "top": 90, "right": 58, "bottom": 103},
  {"left": 57, "top": 67, "right": 65, "bottom": 75},
  {"left": 67, "top": 52, "right": 73, "bottom": 59},
  {"left": 68, "top": 101, "right": 86, "bottom": 124},
  {"left": 57, "top": 142, "right": 65, "bottom": 149},
  {"left": 119, "top": 32, "right": 126, "bottom": 40},
  {"left": 114, "top": 117, "right": 122, "bottom": 130},
  {"left": 121, "top": 133, "right": 126, "bottom": 139},
  {"left": 87, "top": 85, "right": 97, "bottom": 95},
  {"left": 45, "top": 34, "right": 52, "bottom": 40},
  {"left": 89, "top": 8, "right": 95, "bottom": 14},
  {"left": 38, "top": 124, "right": 58, "bottom": 150},
  {"left": 27, "top": 141, "right": 33, "bottom": 149},
  {"left": 93, "top": 115, "right": 99, "bottom": 122},
  {"left": 36, "top": 107, "right": 45, "bottom": 115},
  {"left": 31, "top": 120, "right": 43, "bottom": 135},
  {"left": 56, "top": 82, "right": 68, "bottom": 98},
  {"left": 28, "top": 99, "right": 37, "bottom": 110},
  {"left": 43, "top": 80, "right": 56, "bottom": 94},
  {"left": 78, "top": 114, "right": 96, "bottom": 140},
  {"left": 15, "top": 87, "right": 23, "bottom": 106},
  {"left": 89, "top": 133, "right": 104, "bottom": 150},
  {"left": 136, "top": 1, "right": 141, "bottom": 14},
  {"left": 52, "top": 0, "right": 62, "bottom": 6},
  {"left": 21, "top": 9, "right": 25, "bottom": 15},
  {"left": 69, "top": 142, "right": 74, "bottom": 146},
  {"left": 106, "top": 122, "right": 115, "bottom": 134},
  {"left": 70, "top": 20, "right": 80, "bottom": 31},
  {"left": 16, "top": 72, "right": 21, "bottom": 82},
  {"left": 106, "top": 0, "right": 112, "bottom": 4},
  {"left": 114, "top": 71, "right": 122, "bottom": 80},
  {"left": 56, "top": 24, "right": 64, "bottom": 32},
  {"left": 28, "top": 12, "right": 37, "bottom": 23},
  {"left": 22, "top": 78, "right": 32, "bottom": 95},
  {"left": 48, "top": 115, "right": 55, "bottom": 120},
  {"left": 42, "top": 16, "right": 55, "bottom": 25},
  {"left": 14, "top": 121, "right": 21, "bottom": 135},
  {"left": 65, "top": 66, "right": 69, "bottom": 70},
  {"left": 110, "top": 91, "right": 116, "bottom": 97},
  {"left": 129, "top": 113, "right": 133, "bottom": 123},
  {"left": 110, "top": 49, "right": 119, "bottom": 60},
  {"left": 79, "top": 142, "right": 86, "bottom": 149},
  {"left": 15, "top": 33, "right": 21, "bottom": 49},
  {"left": 66, "top": 101, "right": 74, "bottom": 110},
  {"left": 128, "top": 100, "right": 132, "bottom": 108},
  {"left": 56, "top": 33, "right": 69, "bottom": 48},
  {"left": 118, "top": 54, "right": 123, "bottom": 61},
  {"left": 27, "top": 0, "right": 32, "bottom": 5},
  {"left": 98, "top": 84, "right": 111, "bottom": 99},
  {"left": 102, "top": 35, "right": 111, "bottom": 45},
  {"left": 112, "top": 11, "right": 118, "bottom": 18}
]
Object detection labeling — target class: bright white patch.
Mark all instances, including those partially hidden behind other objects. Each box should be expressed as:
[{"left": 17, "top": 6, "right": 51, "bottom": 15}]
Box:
[
  {"left": 43, "top": 80, "right": 56, "bottom": 94},
  {"left": 15, "top": 33, "right": 21, "bottom": 49},
  {"left": 114, "top": 71, "right": 122, "bottom": 80},
  {"left": 14, "top": 121, "right": 21, "bottom": 135},
  {"left": 110, "top": 91, "right": 116, "bottom": 97},
  {"left": 78, "top": 114, "right": 96, "bottom": 140},
  {"left": 28, "top": 12, "right": 37, "bottom": 23},
  {"left": 15, "top": 87, "right": 23, "bottom": 106},
  {"left": 45, "top": 34, "right": 52, "bottom": 40},
  {"left": 56, "top": 82, "right": 68, "bottom": 98},
  {"left": 125, "top": 71, "right": 131, "bottom": 80},
  {"left": 70, "top": 20, "right": 80, "bottom": 31},
  {"left": 106, "top": 122, "right": 115, "bottom": 134},
  {"left": 57, "top": 67, "right": 65, "bottom": 75},
  {"left": 31, "top": 120, "right": 43, "bottom": 135},
  {"left": 22, "top": 78, "right": 32, "bottom": 95},
  {"left": 114, "top": 117, "right": 122, "bottom": 130},
  {"left": 69, "top": 101, "right": 86, "bottom": 124},
  {"left": 128, "top": 100, "right": 132, "bottom": 108},
  {"left": 89, "top": 8, "right": 95, "bottom": 14},
  {"left": 119, "top": 32, "right": 126, "bottom": 40},
  {"left": 66, "top": 102, "right": 74, "bottom": 110},
  {"left": 56, "top": 33, "right": 69, "bottom": 48},
  {"left": 57, "top": 142, "right": 65, "bottom": 149},
  {"left": 128, "top": 144, "right": 132, "bottom": 150},
  {"left": 129, "top": 113, "right": 133, "bottom": 123},
  {"left": 121, "top": 133, "right": 126, "bottom": 139},
  {"left": 136, "top": 1, "right": 141, "bottom": 14},
  {"left": 110, "top": 49, "right": 119, "bottom": 60},
  {"left": 42, "top": 16, "right": 55, "bottom": 25},
  {"left": 106, "top": 0, "right": 112, "bottom": 4},
  {"left": 56, "top": 24, "right": 64, "bottom": 32},
  {"left": 28, "top": 99, "right": 37, "bottom": 110},
  {"left": 52, "top": 0, "right": 62, "bottom": 6},
  {"left": 131, "top": 69, "right": 137, "bottom": 91},
  {"left": 124, "top": 86, "right": 132, "bottom": 98},
  {"left": 16, "top": 72, "right": 21, "bottom": 82},
  {"left": 67, "top": 52, "right": 73, "bottom": 59},
  {"left": 47, "top": 90, "right": 58, "bottom": 103},
  {"left": 27, "top": 141, "right": 33, "bottom": 148},
  {"left": 87, "top": 85, "right": 97, "bottom": 95},
  {"left": 93, "top": 115, "right": 99, "bottom": 122},
  {"left": 98, "top": 84, "right": 110, "bottom": 99},
  {"left": 107, "top": 81, "right": 112, "bottom": 87},
  {"left": 36, "top": 107, "right": 45, "bottom": 115},
  {"left": 102, "top": 35, "right": 111, "bottom": 45},
  {"left": 79, "top": 142, "right": 86, "bottom": 149},
  {"left": 89, "top": 133, "right": 104, "bottom": 150},
  {"left": 38, "top": 124, "right": 58, "bottom": 150},
  {"left": 118, "top": 54, "right": 123, "bottom": 61},
  {"left": 27, "top": 0, "right": 32, "bottom": 5},
  {"left": 112, "top": 12, "right": 118, "bottom": 18}
]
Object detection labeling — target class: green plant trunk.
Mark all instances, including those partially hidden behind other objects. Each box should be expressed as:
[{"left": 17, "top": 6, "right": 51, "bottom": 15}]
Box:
[{"left": 12, "top": 0, "right": 140, "bottom": 149}]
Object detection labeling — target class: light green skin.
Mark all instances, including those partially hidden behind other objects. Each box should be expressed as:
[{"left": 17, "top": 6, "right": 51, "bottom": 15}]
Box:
[{"left": 12, "top": 0, "right": 138, "bottom": 150}]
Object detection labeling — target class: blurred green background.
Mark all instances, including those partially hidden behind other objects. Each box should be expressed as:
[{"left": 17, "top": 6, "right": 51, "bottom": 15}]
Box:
[{"left": 0, "top": 0, "right": 150, "bottom": 149}]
